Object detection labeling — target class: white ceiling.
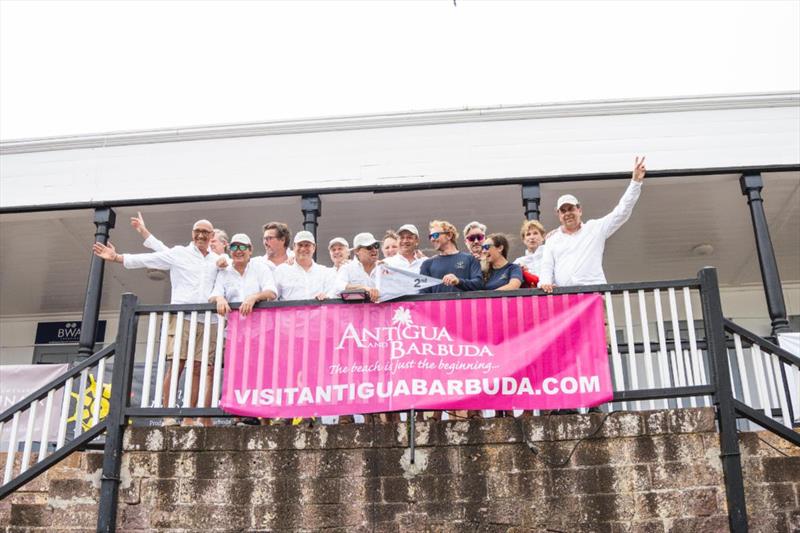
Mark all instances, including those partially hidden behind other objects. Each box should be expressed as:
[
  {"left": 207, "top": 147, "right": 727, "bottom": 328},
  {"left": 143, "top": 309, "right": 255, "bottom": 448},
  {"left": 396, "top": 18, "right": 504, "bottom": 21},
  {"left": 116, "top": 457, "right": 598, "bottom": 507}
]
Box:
[{"left": 0, "top": 171, "right": 798, "bottom": 316}]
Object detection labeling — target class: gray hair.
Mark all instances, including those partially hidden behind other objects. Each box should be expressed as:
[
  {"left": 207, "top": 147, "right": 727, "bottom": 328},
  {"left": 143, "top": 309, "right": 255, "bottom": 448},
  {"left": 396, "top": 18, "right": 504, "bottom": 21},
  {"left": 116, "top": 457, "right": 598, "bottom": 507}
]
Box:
[
  {"left": 463, "top": 221, "right": 487, "bottom": 236},
  {"left": 213, "top": 229, "right": 229, "bottom": 243}
]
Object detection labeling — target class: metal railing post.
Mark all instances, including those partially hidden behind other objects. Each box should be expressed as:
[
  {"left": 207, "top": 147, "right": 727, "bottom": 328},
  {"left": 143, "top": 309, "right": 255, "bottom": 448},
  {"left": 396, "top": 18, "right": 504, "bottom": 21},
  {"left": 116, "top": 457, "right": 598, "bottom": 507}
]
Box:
[
  {"left": 97, "top": 293, "right": 139, "bottom": 533},
  {"left": 698, "top": 268, "right": 748, "bottom": 533},
  {"left": 301, "top": 195, "right": 321, "bottom": 261},
  {"left": 78, "top": 207, "right": 116, "bottom": 359},
  {"left": 521, "top": 182, "right": 541, "bottom": 221}
]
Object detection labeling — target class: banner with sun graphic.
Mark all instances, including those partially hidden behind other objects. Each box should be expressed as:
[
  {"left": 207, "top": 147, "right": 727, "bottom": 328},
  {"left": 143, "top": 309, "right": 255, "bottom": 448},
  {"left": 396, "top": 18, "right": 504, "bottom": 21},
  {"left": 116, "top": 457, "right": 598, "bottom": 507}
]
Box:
[{"left": 219, "top": 294, "right": 611, "bottom": 418}]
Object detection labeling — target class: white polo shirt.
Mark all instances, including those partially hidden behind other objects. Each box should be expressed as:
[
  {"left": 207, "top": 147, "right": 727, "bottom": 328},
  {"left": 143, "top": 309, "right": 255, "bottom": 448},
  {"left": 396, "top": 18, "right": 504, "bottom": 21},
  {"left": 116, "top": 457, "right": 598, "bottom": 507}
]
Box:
[
  {"left": 539, "top": 180, "right": 642, "bottom": 287},
  {"left": 209, "top": 260, "right": 277, "bottom": 302},
  {"left": 274, "top": 261, "right": 337, "bottom": 301},
  {"left": 122, "top": 243, "right": 220, "bottom": 305},
  {"left": 513, "top": 247, "right": 544, "bottom": 274},
  {"left": 335, "top": 259, "right": 379, "bottom": 295},
  {"left": 384, "top": 253, "right": 427, "bottom": 275}
]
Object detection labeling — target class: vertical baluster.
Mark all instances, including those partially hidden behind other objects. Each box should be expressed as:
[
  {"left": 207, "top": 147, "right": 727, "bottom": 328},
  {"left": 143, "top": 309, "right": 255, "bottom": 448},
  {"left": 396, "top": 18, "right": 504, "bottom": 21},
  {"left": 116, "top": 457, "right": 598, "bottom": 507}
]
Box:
[
  {"left": 751, "top": 345, "right": 773, "bottom": 419},
  {"left": 182, "top": 311, "right": 199, "bottom": 409},
  {"left": 37, "top": 390, "right": 55, "bottom": 463},
  {"left": 769, "top": 352, "right": 792, "bottom": 428},
  {"left": 622, "top": 291, "right": 640, "bottom": 410},
  {"left": 56, "top": 378, "right": 73, "bottom": 448},
  {"left": 91, "top": 358, "right": 106, "bottom": 427},
  {"left": 211, "top": 315, "right": 225, "bottom": 408},
  {"left": 653, "top": 289, "right": 672, "bottom": 409},
  {"left": 20, "top": 403, "right": 37, "bottom": 472},
  {"left": 167, "top": 311, "right": 185, "bottom": 407},
  {"left": 733, "top": 334, "right": 752, "bottom": 405},
  {"left": 197, "top": 311, "right": 212, "bottom": 408},
  {"left": 761, "top": 346, "right": 781, "bottom": 411},
  {"left": 140, "top": 312, "right": 159, "bottom": 408},
  {"left": 3, "top": 411, "right": 21, "bottom": 484},
  {"left": 153, "top": 312, "right": 171, "bottom": 407},
  {"left": 74, "top": 368, "right": 89, "bottom": 438},
  {"left": 605, "top": 292, "right": 626, "bottom": 411},
  {"left": 683, "top": 287, "right": 707, "bottom": 406},
  {"left": 637, "top": 290, "right": 656, "bottom": 410},
  {"left": 668, "top": 288, "right": 688, "bottom": 408}
]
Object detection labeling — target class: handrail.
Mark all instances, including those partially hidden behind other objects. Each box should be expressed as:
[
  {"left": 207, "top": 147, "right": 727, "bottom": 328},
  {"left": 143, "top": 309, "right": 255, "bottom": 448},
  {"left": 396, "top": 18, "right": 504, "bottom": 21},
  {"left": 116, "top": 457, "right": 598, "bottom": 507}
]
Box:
[
  {"left": 0, "top": 343, "right": 116, "bottom": 425},
  {"left": 724, "top": 318, "right": 800, "bottom": 368}
]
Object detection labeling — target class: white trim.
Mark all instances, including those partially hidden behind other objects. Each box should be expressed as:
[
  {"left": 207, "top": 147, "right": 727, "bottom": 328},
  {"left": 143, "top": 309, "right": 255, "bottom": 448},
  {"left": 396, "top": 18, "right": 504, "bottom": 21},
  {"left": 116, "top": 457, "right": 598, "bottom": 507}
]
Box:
[{"left": 2, "top": 92, "right": 798, "bottom": 155}]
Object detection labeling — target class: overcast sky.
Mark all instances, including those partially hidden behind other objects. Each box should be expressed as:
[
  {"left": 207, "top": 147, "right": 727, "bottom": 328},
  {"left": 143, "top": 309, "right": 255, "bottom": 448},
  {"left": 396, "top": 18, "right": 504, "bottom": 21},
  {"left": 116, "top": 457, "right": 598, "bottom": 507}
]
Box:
[{"left": 1, "top": 0, "right": 798, "bottom": 140}]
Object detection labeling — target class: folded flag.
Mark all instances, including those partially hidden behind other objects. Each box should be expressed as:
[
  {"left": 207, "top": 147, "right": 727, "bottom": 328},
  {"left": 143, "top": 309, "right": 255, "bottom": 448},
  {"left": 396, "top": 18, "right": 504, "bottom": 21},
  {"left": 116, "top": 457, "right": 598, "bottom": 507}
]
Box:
[{"left": 376, "top": 264, "right": 443, "bottom": 302}]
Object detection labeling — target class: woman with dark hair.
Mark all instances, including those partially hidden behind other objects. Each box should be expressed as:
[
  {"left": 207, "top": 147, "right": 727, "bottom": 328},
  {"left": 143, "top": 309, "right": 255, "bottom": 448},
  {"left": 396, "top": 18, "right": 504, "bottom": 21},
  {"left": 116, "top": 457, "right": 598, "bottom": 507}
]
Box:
[{"left": 481, "top": 234, "right": 524, "bottom": 291}]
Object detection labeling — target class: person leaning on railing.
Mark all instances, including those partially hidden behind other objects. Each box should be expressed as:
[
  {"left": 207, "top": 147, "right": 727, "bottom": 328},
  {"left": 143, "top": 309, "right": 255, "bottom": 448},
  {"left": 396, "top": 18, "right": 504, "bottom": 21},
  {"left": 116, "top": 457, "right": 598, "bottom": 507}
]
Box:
[
  {"left": 92, "top": 219, "right": 222, "bottom": 425},
  {"left": 513, "top": 219, "right": 546, "bottom": 287},
  {"left": 540, "top": 156, "right": 647, "bottom": 294}
]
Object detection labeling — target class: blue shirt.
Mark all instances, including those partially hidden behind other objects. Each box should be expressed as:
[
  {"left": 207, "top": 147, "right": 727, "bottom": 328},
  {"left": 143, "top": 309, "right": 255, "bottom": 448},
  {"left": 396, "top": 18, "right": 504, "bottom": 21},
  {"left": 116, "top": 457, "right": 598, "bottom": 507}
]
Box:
[
  {"left": 420, "top": 252, "right": 484, "bottom": 293},
  {"left": 485, "top": 262, "right": 524, "bottom": 290}
]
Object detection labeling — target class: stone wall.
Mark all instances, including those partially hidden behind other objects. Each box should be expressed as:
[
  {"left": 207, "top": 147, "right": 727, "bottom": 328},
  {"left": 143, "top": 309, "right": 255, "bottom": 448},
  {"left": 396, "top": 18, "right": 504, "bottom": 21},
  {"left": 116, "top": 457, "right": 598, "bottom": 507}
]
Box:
[{"left": 1, "top": 408, "right": 798, "bottom": 532}]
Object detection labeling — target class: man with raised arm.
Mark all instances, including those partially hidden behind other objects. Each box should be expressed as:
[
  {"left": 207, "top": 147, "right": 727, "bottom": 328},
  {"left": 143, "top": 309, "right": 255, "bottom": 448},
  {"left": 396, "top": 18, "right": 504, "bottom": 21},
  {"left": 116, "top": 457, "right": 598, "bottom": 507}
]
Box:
[
  {"left": 130, "top": 211, "right": 230, "bottom": 256},
  {"left": 540, "top": 156, "right": 647, "bottom": 293},
  {"left": 274, "top": 231, "right": 337, "bottom": 301},
  {"left": 92, "top": 219, "right": 221, "bottom": 422},
  {"left": 420, "top": 220, "right": 483, "bottom": 293}
]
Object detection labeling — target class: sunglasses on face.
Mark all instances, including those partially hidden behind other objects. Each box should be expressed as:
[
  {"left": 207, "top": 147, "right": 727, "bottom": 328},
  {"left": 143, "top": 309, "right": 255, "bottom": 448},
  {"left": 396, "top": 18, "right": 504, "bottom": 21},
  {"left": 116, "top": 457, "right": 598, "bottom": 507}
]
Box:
[
  {"left": 230, "top": 244, "right": 250, "bottom": 252},
  {"left": 481, "top": 243, "right": 496, "bottom": 251},
  {"left": 428, "top": 232, "right": 442, "bottom": 240},
  {"left": 193, "top": 229, "right": 212, "bottom": 235},
  {"left": 360, "top": 243, "right": 380, "bottom": 250},
  {"left": 466, "top": 234, "right": 485, "bottom": 243}
]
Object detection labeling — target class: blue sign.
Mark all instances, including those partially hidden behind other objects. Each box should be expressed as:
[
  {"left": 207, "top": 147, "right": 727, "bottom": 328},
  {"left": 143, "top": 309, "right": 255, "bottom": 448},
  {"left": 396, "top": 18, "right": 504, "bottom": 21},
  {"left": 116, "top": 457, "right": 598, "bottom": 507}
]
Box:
[{"left": 35, "top": 321, "right": 107, "bottom": 345}]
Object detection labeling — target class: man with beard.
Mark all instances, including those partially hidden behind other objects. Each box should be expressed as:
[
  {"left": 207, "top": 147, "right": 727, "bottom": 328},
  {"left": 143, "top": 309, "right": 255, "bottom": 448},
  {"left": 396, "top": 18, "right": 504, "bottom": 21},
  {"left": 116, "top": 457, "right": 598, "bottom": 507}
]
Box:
[
  {"left": 420, "top": 220, "right": 483, "bottom": 293},
  {"left": 274, "top": 231, "right": 337, "bottom": 301},
  {"left": 260, "top": 221, "right": 293, "bottom": 270},
  {"left": 463, "top": 221, "right": 487, "bottom": 260},
  {"left": 540, "top": 156, "right": 646, "bottom": 293},
  {"left": 336, "top": 232, "right": 381, "bottom": 302},
  {"left": 92, "top": 219, "right": 221, "bottom": 422}
]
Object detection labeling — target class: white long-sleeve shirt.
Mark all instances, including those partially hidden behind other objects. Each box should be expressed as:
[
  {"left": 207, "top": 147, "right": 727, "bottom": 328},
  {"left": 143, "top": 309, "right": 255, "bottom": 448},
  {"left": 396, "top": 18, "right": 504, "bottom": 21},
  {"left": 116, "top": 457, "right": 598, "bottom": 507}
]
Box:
[
  {"left": 144, "top": 235, "right": 232, "bottom": 266},
  {"left": 210, "top": 260, "right": 277, "bottom": 302},
  {"left": 273, "top": 261, "right": 337, "bottom": 301},
  {"left": 539, "top": 180, "right": 642, "bottom": 287},
  {"left": 122, "top": 243, "right": 220, "bottom": 305},
  {"left": 384, "top": 253, "right": 426, "bottom": 275},
  {"left": 513, "top": 246, "right": 544, "bottom": 274}
]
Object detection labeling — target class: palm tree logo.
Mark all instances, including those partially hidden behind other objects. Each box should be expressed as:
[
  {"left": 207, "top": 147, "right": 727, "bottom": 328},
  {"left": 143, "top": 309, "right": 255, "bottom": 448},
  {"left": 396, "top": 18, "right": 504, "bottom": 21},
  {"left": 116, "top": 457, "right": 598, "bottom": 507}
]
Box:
[{"left": 392, "top": 307, "right": 413, "bottom": 327}]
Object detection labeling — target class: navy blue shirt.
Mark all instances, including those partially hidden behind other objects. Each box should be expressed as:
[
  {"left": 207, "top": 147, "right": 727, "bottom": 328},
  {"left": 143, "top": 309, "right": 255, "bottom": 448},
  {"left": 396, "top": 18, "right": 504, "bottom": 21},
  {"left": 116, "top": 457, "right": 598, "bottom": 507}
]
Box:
[
  {"left": 485, "top": 262, "right": 524, "bottom": 290},
  {"left": 420, "top": 252, "right": 484, "bottom": 293}
]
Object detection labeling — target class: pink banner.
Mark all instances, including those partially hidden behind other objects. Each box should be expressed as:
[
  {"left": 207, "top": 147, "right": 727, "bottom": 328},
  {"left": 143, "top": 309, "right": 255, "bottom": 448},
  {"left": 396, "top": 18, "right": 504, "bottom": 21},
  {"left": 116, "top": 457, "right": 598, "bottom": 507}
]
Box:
[{"left": 220, "top": 294, "right": 612, "bottom": 418}]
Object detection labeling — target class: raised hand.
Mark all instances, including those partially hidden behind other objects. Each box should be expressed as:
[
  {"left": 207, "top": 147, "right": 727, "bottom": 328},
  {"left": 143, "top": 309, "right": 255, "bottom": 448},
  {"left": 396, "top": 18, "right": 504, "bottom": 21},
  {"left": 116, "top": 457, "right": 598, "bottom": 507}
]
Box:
[
  {"left": 130, "top": 211, "right": 152, "bottom": 239},
  {"left": 632, "top": 156, "right": 646, "bottom": 183},
  {"left": 93, "top": 241, "right": 119, "bottom": 262}
]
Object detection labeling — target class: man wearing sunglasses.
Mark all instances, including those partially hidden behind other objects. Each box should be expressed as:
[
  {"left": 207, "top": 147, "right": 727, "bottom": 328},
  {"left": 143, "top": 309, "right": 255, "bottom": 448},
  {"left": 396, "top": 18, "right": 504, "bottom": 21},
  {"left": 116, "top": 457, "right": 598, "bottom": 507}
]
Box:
[
  {"left": 420, "top": 220, "right": 483, "bottom": 293},
  {"left": 92, "top": 219, "right": 222, "bottom": 417},
  {"left": 274, "top": 231, "right": 337, "bottom": 301},
  {"left": 335, "top": 232, "right": 382, "bottom": 302},
  {"left": 209, "top": 233, "right": 278, "bottom": 317},
  {"left": 540, "top": 156, "right": 647, "bottom": 293},
  {"left": 463, "top": 221, "right": 488, "bottom": 260}
]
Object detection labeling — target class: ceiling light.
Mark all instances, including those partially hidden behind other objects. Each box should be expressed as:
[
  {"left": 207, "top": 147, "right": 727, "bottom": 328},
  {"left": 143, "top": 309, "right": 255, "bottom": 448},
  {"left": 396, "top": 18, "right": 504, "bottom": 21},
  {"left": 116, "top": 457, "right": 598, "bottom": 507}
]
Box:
[{"left": 691, "top": 243, "right": 714, "bottom": 256}]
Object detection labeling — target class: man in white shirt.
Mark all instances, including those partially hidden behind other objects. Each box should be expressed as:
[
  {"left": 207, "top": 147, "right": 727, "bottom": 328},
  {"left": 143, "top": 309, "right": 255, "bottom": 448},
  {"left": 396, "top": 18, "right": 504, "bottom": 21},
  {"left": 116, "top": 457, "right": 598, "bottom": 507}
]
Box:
[
  {"left": 130, "top": 211, "right": 229, "bottom": 256},
  {"left": 274, "top": 231, "right": 337, "bottom": 301},
  {"left": 260, "top": 222, "right": 293, "bottom": 270},
  {"left": 384, "top": 224, "right": 426, "bottom": 274},
  {"left": 209, "top": 233, "right": 278, "bottom": 316},
  {"left": 328, "top": 237, "right": 351, "bottom": 271},
  {"left": 336, "top": 232, "right": 381, "bottom": 302},
  {"left": 540, "top": 157, "right": 647, "bottom": 293},
  {"left": 513, "top": 220, "right": 546, "bottom": 274},
  {"left": 92, "top": 219, "right": 221, "bottom": 414}
]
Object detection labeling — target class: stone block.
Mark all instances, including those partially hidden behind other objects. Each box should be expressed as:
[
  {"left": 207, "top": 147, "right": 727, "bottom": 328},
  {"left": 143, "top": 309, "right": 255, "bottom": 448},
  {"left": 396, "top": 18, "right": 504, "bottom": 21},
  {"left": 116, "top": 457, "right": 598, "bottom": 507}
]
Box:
[
  {"left": 178, "top": 477, "right": 256, "bottom": 506},
  {"left": 580, "top": 493, "right": 634, "bottom": 523},
  {"left": 50, "top": 503, "right": 97, "bottom": 528},
  {"left": 201, "top": 426, "right": 245, "bottom": 450},
  {"left": 139, "top": 478, "right": 178, "bottom": 505},
  {"left": 486, "top": 471, "right": 542, "bottom": 500},
  {"left": 116, "top": 504, "right": 149, "bottom": 530},
  {"left": 165, "top": 426, "right": 206, "bottom": 451},
  {"left": 459, "top": 445, "right": 515, "bottom": 474},
  {"left": 763, "top": 456, "right": 800, "bottom": 483},
  {"left": 368, "top": 502, "right": 409, "bottom": 524},
  {"left": 650, "top": 461, "right": 720, "bottom": 490},
  {"left": 48, "top": 478, "right": 96, "bottom": 500},
  {"left": 122, "top": 452, "right": 156, "bottom": 478},
  {"left": 82, "top": 451, "right": 104, "bottom": 472},
  {"left": 667, "top": 515, "right": 729, "bottom": 532},
  {"left": 320, "top": 448, "right": 368, "bottom": 478},
  {"left": 9, "top": 505, "right": 52, "bottom": 527},
  {"left": 680, "top": 487, "right": 718, "bottom": 517},
  {"left": 123, "top": 427, "right": 165, "bottom": 451},
  {"left": 381, "top": 476, "right": 411, "bottom": 503},
  {"left": 667, "top": 408, "right": 716, "bottom": 434},
  {"left": 641, "top": 410, "right": 671, "bottom": 436},
  {"left": 598, "top": 412, "right": 645, "bottom": 439},
  {"left": 620, "top": 520, "right": 666, "bottom": 533},
  {"left": 634, "top": 491, "right": 684, "bottom": 519}
]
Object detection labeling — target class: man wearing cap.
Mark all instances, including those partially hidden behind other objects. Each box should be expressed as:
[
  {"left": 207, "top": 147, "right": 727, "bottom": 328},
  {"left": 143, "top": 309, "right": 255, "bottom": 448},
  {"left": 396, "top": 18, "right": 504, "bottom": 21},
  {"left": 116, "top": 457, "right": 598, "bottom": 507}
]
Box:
[
  {"left": 336, "top": 232, "right": 381, "bottom": 302},
  {"left": 384, "top": 224, "right": 426, "bottom": 275},
  {"left": 274, "top": 231, "right": 337, "bottom": 301},
  {"left": 209, "top": 233, "right": 278, "bottom": 316},
  {"left": 328, "top": 237, "right": 351, "bottom": 271},
  {"left": 540, "top": 156, "right": 647, "bottom": 293},
  {"left": 463, "top": 221, "right": 488, "bottom": 260},
  {"left": 420, "top": 220, "right": 483, "bottom": 293},
  {"left": 92, "top": 219, "right": 221, "bottom": 416}
]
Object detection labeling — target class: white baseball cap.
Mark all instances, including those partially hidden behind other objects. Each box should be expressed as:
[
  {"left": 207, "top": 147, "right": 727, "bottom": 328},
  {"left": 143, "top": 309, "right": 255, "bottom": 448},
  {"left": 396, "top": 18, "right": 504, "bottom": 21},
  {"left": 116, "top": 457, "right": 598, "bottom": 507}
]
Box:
[
  {"left": 229, "top": 233, "right": 252, "bottom": 246},
  {"left": 328, "top": 237, "right": 349, "bottom": 249},
  {"left": 556, "top": 194, "right": 580, "bottom": 210},
  {"left": 352, "top": 232, "right": 379, "bottom": 249},
  {"left": 397, "top": 224, "right": 419, "bottom": 237},
  {"left": 293, "top": 231, "right": 316, "bottom": 245}
]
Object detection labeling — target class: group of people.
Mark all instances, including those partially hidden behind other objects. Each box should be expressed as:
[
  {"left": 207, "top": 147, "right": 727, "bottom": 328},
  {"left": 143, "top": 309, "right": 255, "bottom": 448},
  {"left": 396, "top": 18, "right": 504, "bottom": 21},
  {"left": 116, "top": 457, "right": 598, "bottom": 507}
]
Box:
[{"left": 92, "top": 157, "right": 646, "bottom": 423}]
